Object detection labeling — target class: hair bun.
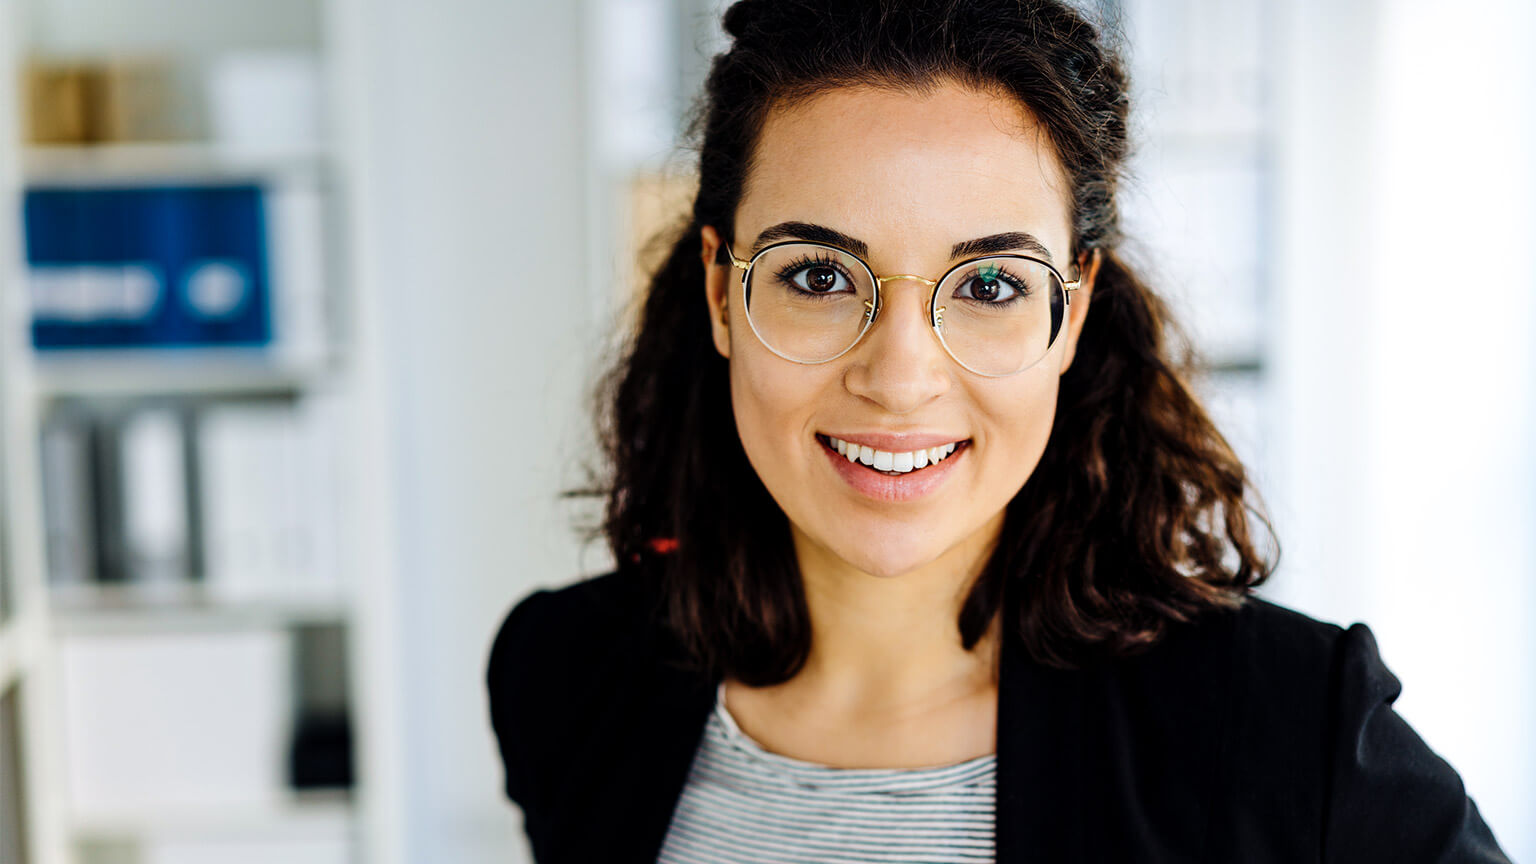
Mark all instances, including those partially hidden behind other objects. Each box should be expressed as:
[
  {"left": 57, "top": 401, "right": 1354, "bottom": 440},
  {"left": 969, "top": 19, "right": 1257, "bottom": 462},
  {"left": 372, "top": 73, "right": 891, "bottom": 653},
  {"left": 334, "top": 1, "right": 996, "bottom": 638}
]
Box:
[{"left": 719, "top": 0, "right": 766, "bottom": 40}]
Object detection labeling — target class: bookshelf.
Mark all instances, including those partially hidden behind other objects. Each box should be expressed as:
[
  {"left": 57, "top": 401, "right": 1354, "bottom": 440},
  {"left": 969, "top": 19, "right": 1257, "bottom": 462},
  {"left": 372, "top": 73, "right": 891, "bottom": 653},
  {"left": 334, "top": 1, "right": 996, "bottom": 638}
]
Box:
[
  {"left": 0, "top": 0, "right": 401, "bottom": 863},
  {"left": 1113, "top": 0, "right": 1278, "bottom": 501}
]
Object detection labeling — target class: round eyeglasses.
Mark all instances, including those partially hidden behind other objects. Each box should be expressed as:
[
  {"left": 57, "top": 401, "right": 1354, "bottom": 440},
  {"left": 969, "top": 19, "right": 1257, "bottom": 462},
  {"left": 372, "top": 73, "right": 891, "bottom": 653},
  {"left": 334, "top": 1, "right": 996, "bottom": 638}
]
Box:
[{"left": 720, "top": 239, "right": 1081, "bottom": 377}]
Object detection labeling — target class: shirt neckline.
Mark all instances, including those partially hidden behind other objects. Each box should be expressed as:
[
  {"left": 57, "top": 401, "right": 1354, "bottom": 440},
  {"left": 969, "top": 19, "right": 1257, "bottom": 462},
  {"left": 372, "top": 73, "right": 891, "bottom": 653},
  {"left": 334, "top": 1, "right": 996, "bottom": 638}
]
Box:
[{"left": 710, "top": 680, "right": 997, "bottom": 793}]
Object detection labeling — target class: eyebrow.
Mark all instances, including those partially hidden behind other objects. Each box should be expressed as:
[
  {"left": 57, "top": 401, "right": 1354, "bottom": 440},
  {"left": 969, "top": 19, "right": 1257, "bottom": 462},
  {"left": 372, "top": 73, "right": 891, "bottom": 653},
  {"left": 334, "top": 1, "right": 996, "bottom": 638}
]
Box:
[{"left": 749, "top": 221, "right": 1055, "bottom": 264}]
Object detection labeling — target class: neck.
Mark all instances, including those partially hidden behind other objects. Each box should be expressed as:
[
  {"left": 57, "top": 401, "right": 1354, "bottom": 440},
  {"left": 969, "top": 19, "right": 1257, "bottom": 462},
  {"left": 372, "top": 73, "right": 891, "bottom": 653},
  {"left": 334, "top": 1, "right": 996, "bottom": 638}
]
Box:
[{"left": 786, "top": 513, "right": 1005, "bottom": 720}]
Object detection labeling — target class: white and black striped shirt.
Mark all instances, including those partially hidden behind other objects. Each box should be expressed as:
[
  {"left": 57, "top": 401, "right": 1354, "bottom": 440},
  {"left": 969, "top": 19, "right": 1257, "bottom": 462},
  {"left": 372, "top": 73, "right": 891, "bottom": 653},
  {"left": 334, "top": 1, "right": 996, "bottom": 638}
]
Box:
[{"left": 656, "top": 682, "right": 997, "bottom": 863}]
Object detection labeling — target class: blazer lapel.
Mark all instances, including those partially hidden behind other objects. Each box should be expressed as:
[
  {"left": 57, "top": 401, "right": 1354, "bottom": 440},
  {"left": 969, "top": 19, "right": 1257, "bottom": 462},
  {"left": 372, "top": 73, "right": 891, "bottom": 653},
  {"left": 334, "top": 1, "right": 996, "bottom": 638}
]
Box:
[
  {"left": 996, "top": 606, "right": 1237, "bottom": 862},
  {"left": 995, "top": 614, "right": 1097, "bottom": 861},
  {"left": 553, "top": 601, "right": 719, "bottom": 864}
]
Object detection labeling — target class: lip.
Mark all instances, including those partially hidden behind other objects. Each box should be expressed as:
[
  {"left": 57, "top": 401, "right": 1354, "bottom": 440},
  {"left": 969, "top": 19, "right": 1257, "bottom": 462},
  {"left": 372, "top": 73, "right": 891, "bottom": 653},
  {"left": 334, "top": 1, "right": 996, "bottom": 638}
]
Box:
[
  {"left": 818, "top": 430, "right": 970, "bottom": 452},
  {"left": 817, "top": 433, "right": 971, "bottom": 503}
]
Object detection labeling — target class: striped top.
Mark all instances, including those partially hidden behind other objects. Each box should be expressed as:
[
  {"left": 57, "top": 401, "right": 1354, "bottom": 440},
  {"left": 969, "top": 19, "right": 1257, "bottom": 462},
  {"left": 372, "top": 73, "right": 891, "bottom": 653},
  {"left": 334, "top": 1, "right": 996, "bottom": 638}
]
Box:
[{"left": 656, "top": 681, "right": 997, "bottom": 864}]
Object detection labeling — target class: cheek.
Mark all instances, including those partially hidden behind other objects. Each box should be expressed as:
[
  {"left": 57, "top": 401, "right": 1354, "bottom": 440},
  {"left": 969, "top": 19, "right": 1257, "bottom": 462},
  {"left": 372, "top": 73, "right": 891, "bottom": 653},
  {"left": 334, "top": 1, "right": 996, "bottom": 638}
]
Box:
[
  {"left": 974, "top": 375, "right": 1060, "bottom": 491},
  {"left": 726, "top": 341, "right": 827, "bottom": 483}
]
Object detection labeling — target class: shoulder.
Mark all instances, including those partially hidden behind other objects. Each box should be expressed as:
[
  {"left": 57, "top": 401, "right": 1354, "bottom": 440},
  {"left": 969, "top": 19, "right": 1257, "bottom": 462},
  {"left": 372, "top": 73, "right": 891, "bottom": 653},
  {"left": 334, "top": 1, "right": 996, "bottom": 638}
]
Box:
[
  {"left": 1224, "top": 594, "right": 1402, "bottom": 715},
  {"left": 1104, "top": 594, "right": 1348, "bottom": 808},
  {"left": 1121, "top": 592, "right": 1347, "bottom": 697},
  {"left": 1229, "top": 592, "right": 1350, "bottom": 681},
  {"left": 484, "top": 568, "right": 663, "bottom": 810},
  {"left": 1158, "top": 594, "right": 1510, "bottom": 860},
  {"left": 488, "top": 567, "right": 658, "bottom": 659},
  {"left": 1156, "top": 593, "right": 1365, "bottom": 750},
  {"left": 1218, "top": 593, "right": 1399, "bottom": 726},
  {"left": 485, "top": 566, "right": 662, "bottom": 703}
]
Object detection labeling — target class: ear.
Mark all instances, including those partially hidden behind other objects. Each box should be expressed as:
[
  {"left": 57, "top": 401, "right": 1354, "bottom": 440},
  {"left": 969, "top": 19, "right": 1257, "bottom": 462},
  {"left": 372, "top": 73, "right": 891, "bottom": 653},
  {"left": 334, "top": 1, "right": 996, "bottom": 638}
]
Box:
[
  {"left": 700, "top": 224, "right": 731, "bottom": 359},
  {"left": 1057, "top": 247, "right": 1101, "bottom": 375}
]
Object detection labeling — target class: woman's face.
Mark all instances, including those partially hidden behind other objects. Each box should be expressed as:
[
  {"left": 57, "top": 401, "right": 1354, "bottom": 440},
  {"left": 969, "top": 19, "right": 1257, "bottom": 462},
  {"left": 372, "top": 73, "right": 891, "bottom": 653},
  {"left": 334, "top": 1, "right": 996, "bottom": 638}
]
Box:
[{"left": 700, "top": 80, "right": 1099, "bottom": 580}]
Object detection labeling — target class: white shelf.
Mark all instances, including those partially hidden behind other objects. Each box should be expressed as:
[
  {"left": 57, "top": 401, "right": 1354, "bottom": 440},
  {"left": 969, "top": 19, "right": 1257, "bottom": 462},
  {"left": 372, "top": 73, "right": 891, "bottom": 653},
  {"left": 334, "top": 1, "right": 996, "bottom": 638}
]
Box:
[
  {"left": 22, "top": 142, "right": 331, "bottom": 187},
  {"left": 47, "top": 581, "right": 351, "bottom": 635},
  {"left": 31, "top": 348, "right": 338, "bottom": 400},
  {"left": 69, "top": 788, "right": 353, "bottom": 841}
]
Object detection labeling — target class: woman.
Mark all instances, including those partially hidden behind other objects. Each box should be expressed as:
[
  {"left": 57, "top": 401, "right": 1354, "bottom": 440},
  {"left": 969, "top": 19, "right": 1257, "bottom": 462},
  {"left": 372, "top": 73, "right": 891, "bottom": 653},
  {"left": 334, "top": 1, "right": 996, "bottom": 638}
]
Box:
[{"left": 486, "top": 1, "right": 1513, "bottom": 861}]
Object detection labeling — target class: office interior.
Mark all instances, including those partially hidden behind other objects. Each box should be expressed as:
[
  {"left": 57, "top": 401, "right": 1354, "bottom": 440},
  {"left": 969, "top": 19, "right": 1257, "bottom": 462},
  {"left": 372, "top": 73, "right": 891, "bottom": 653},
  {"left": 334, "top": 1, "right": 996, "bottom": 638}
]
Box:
[{"left": 0, "top": 0, "right": 1530, "bottom": 862}]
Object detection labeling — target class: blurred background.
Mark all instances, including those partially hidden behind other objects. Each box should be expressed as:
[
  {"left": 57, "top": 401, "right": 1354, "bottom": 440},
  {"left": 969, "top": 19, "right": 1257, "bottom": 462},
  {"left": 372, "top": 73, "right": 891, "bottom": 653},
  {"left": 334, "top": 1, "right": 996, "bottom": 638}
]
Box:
[{"left": 0, "top": 0, "right": 1529, "bottom": 862}]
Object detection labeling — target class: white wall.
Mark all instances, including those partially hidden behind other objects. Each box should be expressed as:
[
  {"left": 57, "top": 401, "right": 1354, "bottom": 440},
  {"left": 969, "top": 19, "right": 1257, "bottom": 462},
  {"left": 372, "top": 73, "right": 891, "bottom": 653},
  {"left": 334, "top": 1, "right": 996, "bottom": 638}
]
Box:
[
  {"left": 1270, "top": 0, "right": 1535, "bottom": 856},
  {"left": 345, "top": 1, "right": 601, "bottom": 862}
]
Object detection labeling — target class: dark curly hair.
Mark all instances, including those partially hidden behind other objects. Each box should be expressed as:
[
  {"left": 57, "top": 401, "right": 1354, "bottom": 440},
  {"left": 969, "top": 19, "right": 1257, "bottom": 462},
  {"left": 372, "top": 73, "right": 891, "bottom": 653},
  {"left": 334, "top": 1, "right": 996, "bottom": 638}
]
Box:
[{"left": 576, "top": 0, "right": 1278, "bottom": 682}]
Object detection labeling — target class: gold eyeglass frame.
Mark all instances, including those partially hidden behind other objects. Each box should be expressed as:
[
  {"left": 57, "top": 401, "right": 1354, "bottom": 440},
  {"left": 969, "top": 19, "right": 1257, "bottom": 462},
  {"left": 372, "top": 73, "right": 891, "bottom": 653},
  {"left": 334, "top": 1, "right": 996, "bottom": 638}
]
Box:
[{"left": 720, "top": 238, "right": 1082, "bottom": 377}]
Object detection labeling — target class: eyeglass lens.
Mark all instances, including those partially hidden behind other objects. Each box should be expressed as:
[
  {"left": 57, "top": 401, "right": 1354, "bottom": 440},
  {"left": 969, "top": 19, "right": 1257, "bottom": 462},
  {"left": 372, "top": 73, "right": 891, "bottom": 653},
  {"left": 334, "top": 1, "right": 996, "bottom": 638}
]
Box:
[{"left": 743, "top": 242, "right": 1066, "bottom": 376}]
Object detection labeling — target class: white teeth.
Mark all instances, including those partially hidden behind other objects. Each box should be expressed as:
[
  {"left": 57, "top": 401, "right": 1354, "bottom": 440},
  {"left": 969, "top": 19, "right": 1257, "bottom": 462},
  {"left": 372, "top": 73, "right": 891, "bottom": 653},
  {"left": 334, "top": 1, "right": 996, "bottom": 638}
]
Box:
[
  {"left": 830, "top": 437, "right": 858, "bottom": 462},
  {"left": 825, "top": 435, "right": 963, "bottom": 475}
]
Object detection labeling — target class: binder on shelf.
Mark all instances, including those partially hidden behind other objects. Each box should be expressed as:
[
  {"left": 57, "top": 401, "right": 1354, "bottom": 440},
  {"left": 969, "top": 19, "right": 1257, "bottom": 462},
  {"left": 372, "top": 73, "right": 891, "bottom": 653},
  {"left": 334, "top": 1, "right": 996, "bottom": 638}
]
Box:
[
  {"left": 40, "top": 405, "right": 199, "bottom": 589},
  {"left": 264, "top": 176, "right": 331, "bottom": 368},
  {"left": 87, "top": 414, "right": 129, "bottom": 584},
  {"left": 39, "top": 393, "right": 342, "bottom": 606},
  {"left": 120, "top": 406, "right": 193, "bottom": 584},
  {"left": 198, "top": 395, "right": 342, "bottom": 604},
  {"left": 24, "top": 185, "right": 272, "bottom": 349},
  {"left": 39, "top": 410, "right": 97, "bottom": 585},
  {"left": 22, "top": 180, "right": 332, "bottom": 366}
]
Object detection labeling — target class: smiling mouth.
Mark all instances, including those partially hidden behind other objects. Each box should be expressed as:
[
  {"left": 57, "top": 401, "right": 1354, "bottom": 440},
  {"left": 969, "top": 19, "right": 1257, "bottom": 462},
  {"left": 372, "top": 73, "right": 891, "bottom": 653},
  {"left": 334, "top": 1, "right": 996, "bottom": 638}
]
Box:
[{"left": 815, "top": 434, "right": 971, "bottom": 476}]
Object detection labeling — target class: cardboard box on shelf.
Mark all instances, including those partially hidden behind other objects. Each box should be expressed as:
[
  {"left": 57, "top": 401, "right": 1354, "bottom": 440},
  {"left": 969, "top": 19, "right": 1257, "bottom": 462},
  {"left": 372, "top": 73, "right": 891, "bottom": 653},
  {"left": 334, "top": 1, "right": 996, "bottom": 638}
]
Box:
[
  {"left": 22, "top": 61, "right": 96, "bottom": 144},
  {"left": 97, "top": 56, "right": 200, "bottom": 143},
  {"left": 22, "top": 56, "right": 199, "bottom": 145}
]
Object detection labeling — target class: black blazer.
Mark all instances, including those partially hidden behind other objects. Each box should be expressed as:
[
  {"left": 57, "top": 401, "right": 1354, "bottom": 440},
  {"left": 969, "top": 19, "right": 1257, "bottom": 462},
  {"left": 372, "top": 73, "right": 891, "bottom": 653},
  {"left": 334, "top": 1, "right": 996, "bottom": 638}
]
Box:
[{"left": 485, "top": 567, "right": 1513, "bottom": 863}]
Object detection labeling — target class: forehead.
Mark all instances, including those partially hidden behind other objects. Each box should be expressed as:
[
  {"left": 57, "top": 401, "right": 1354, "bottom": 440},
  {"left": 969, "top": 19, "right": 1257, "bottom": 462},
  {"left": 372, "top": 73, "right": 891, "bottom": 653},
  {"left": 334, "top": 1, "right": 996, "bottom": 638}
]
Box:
[{"left": 737, "top": 82, "right": 1073, "bottom": 257}]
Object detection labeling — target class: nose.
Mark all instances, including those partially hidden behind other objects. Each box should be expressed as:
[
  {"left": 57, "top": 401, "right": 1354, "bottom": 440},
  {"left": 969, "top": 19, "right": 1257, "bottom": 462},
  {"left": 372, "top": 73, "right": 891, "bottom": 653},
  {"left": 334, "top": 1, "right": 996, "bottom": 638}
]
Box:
[{"left": 842, "top": 278, "right": 952, "bottom": 413}]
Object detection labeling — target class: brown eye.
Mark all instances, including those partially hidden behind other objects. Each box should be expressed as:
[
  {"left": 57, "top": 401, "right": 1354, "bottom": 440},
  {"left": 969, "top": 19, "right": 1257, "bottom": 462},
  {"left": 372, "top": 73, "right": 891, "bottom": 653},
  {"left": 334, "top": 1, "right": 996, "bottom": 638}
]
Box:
[
  {"left": 776, "top": 255, "right": 856, "bottom": 298},
  {"left": 954, "top": 264, "right": 1028, "bottom": 304},
  {"left": 805, "top": 266, "right": 840, "bottom": 292},
  {"left": 970, "top": 274, "right": 1002, "bottom": 301}
]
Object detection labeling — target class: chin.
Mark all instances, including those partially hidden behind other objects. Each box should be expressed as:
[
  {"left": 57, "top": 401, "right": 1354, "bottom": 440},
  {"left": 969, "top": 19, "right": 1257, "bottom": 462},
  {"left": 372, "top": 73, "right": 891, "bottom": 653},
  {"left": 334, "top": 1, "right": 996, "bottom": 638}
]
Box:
[{"left": 816, "top": 529, "right": 948, "bottom": 580}]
